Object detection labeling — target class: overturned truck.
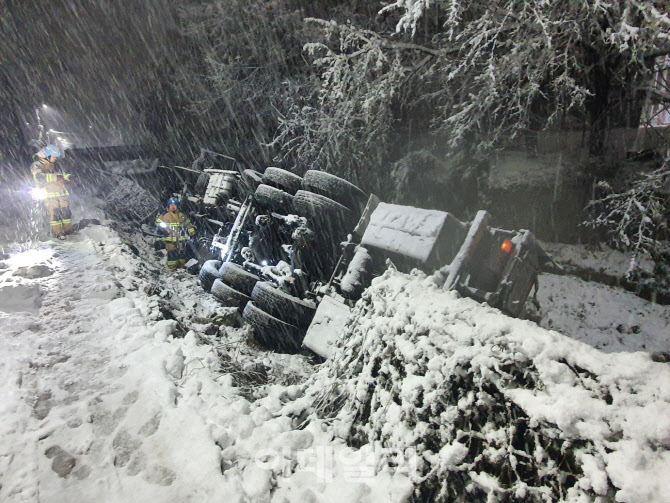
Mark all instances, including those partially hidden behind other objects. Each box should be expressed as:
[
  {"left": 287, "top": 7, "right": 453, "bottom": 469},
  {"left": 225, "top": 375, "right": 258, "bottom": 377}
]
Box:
[{"left": 195, "top": 166, "right": 549, "bottom": 357}]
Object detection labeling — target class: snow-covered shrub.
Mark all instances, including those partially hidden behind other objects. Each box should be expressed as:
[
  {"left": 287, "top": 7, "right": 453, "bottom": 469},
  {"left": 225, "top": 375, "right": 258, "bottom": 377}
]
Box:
[
  {"left": 584, "top": 161, "right": 670, "bottom": 296},
  {"left": 290, "top": 270, "right": 670, "bottom": 502}
]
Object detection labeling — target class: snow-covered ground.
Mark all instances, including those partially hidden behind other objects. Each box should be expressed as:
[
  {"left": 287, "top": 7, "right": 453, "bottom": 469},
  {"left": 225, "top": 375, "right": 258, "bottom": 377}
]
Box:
[
  {"left": 1, "top": 193, "right": 669, "bottom": 502},
  {"left": 538, "top": 273, "right": 670, "bottom": 354},
  {"left": 1, "top": 224, "right": 230, "bottom": 500},
  {"left": 540, "top": 242, "right": 655, "bottom": 278},
  {"left": 535, "top": 242, "right": 670, "bottom": 354}
]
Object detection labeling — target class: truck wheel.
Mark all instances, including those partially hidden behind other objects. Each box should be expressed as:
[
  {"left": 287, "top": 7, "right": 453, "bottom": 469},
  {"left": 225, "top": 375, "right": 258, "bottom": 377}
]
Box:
[
  {"left": 250, "top": 282, "right": 316, "bottom": 329},
  {"left": 302, "top": 170, "right": 367, "bottom": 212},
  {"left": 293, "top": 190, "right": 352, "bottom": 227},
  {"left": 220, "top": 262, "right": 260, "bottom": 296},
  {"left": 254, "top": 184, "right": 294, "bottom": 213},
  {"left": 242, "top": 301, "right": 304, "bottom": 352},
  {"left": 199, "top": 260, "right": 222, "bottom": 292},
  {"left": 262, "top": 167, "right": 303, "bottom": 195},
  {"left": 211, "top": 279, "right": 251, "bottom": 308}
]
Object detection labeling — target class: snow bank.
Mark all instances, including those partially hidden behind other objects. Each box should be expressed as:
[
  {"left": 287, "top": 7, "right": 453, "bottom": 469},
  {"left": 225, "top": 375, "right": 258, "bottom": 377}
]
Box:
[{"left": 290, "top": 269, "right": 670, "bottom": 502}]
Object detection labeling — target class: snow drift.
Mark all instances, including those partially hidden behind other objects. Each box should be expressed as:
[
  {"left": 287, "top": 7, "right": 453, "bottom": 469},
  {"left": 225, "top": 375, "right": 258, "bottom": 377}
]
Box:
[{"left": 286, "top": 269, "right": 670, "bottom": 502}]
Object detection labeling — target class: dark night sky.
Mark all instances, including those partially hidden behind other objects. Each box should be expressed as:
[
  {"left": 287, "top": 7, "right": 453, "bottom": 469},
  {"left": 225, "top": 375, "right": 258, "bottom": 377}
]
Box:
[{"left": 1, "top": 0, "right": 179, "bottom": 144}]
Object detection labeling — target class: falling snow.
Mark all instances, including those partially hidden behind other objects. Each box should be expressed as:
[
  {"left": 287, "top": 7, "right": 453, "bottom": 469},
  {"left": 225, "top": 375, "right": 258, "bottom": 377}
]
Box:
[{"left": 1, "top": 1, "right": 669, "bottom": 502}]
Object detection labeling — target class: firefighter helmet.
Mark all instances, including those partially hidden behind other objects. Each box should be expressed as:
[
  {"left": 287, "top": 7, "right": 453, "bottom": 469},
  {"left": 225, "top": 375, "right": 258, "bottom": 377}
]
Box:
[
  {"left": 42, "top": 145, "right": 62, "bottom": 159},
  {"left": 167, "top": 197, "right": 180, "bottom": 207}
]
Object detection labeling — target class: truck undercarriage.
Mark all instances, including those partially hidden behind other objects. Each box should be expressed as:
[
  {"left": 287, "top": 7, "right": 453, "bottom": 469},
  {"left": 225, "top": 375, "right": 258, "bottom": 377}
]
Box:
[{"left": 157, "top": 152, "right": 550, "bottom": 357}]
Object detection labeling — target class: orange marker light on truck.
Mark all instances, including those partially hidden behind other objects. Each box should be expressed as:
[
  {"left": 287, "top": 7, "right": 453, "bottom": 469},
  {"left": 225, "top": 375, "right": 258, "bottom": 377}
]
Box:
[{"left": 501, "top": 239, "right": 513, "bottom": 253}]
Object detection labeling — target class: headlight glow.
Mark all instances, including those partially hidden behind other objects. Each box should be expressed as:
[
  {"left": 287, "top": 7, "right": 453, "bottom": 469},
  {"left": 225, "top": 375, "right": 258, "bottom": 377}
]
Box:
[{"left": 30, "top": 187, "right": 47, "bottom": 201}]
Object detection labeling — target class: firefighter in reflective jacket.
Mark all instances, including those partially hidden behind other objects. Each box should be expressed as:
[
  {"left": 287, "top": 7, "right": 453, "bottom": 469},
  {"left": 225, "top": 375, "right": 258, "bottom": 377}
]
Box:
[
  {"left": 30, "top": 145, "right": 74, "bottom": 239},
  {"left": 156, "top": 197, "right": 196, "bottom": 269}
]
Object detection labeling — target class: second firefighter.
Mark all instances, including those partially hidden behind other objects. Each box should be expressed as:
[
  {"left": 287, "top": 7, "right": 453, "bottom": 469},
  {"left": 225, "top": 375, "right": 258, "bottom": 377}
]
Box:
[{"left": 156, "top": 197, "right": 196, "bottom": 269}]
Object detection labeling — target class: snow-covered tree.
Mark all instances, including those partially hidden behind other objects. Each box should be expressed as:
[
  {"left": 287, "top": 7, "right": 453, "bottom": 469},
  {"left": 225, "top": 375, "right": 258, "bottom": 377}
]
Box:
[
  {"left": 584, "top": 158, "right": 670, "bottom": 296},
  {"left": 383, "top": 0, "right": 670, "bottom": 154},
  {"left": 277, "top": 0, "right": 670, "bottom": 181},
  {"left": 273, "top": 17, "right": 437, "bottom": 185}
]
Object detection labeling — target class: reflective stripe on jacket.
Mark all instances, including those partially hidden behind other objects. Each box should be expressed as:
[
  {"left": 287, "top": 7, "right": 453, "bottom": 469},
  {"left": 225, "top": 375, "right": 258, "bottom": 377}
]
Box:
[
  {"left": 30, "top": 159, "right": 71, "bottom": 198},
  {"left": 156, "top": 210, "right": 195, "bottom": 242}
]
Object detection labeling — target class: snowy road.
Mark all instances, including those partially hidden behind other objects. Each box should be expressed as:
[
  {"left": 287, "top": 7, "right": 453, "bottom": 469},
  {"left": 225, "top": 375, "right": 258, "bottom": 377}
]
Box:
[{"left": 0, "top": 227, "right": 235, "bottom": 501}]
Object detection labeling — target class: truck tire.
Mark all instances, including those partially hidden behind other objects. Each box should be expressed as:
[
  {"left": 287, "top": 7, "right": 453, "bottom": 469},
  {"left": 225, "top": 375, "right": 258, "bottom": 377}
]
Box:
[
  {"left": 242, "top": 301, "right": 304, "bottom": 352},
  {"left": 211, "top": 279, "right": 251, "bottom": 308},
  {"left": 262, "top": 167, "right": 303, "bottom": 195},
  {"left": 302, "top": 170, "right": 367, "bottom": 211},
  {"left": 251, "top": 282, "right": 316, "bottom": 329},
  {"left": 199, "top": 260, "right": 222, "bottom": 292},
  {"left": 220, "top": 262, "right": 260, "bottom": 296},
  {"left": 292, "top": 190, "right": 352, "bottom": 227},
  {"left": 254, "top": 184, "right": 294, "bottom": 213}
]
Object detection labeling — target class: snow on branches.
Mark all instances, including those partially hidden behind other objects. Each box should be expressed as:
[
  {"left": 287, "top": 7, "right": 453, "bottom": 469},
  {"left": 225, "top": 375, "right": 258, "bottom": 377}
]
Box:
[
  {"left": 384, "top": 0, "right": 670, "bottom": 48},
  {"left": 584, "top": 160, "right": 670, "bottom": 283},
  {"left": 273, "top": 18, "right": 417, "bottom": 183},
  {"left": 284, "top": 0, "right": 670, "bottom": 170},
  {"left": 380, "top": 0, "right": 436, "bottom": 36}
]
